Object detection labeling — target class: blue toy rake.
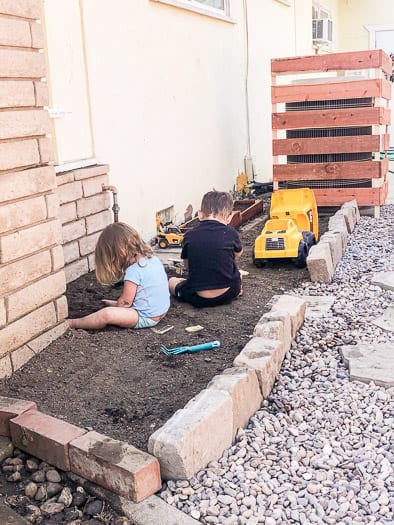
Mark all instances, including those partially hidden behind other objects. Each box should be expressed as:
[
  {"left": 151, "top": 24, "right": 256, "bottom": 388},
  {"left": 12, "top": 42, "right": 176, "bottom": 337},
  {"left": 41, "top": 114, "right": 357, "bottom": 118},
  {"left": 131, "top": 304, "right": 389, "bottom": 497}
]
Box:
[{"left": 161, "top": 340, "right": 220, "bottom": 356}]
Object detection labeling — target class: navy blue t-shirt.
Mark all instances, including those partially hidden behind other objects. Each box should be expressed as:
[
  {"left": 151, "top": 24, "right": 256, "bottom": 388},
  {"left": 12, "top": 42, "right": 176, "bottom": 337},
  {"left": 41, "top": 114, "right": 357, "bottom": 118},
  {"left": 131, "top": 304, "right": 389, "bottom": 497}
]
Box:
[{"left": 181, "top": 220, "right": 242, "bottom": 292}]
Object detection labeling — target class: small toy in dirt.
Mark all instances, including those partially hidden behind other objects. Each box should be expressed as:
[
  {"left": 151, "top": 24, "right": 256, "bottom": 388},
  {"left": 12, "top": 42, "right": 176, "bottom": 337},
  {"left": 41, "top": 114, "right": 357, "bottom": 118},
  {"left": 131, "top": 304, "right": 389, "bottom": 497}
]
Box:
[
  {"left": 253, "top": 188, "right": 318, "bottom": 268},
  {"left": 156, "top": 214, "right": 184, "bottom": 249}
]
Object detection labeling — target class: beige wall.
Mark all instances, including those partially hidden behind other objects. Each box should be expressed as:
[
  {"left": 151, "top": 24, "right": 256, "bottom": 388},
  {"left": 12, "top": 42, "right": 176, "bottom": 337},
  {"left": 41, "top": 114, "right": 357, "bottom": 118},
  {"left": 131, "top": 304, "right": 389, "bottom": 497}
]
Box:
[
  {"left": 43, "top": 0, "right": 324, "bottom": 239},
  {"left": 337, "top": 0, "right": 394, "bottom": 51},
  {"left": 42, "top": 0, "right": 389, "bottom": 239}
]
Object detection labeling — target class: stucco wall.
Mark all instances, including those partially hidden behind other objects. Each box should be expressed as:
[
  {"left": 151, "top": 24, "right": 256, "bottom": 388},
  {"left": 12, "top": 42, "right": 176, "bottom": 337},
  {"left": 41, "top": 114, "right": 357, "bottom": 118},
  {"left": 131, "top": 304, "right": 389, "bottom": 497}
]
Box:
[
  {"left": 43, "top": 0, "right": 329, "bottom": 239},
  {"left": 0, "top": 1, "right": 68, "bottom": 377},
  {"left": 336, "top": 0, "right": 394, "bottom": 51}
]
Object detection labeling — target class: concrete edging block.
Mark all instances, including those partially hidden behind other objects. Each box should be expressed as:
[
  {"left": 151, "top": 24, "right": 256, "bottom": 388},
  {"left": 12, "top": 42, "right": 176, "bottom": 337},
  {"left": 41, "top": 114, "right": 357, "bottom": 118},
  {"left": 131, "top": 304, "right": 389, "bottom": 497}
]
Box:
[
  {"left": 307, "top": 243, "right": 334, "bottom": 283},
  {"left": 148, "top": 389, "right": 233, "bottom": 480},
  {"left": 319, "top": 231, "right": 343, "bottom": 269},
  {"left": 269, "top": 295, "right": 307, "bottom": 338},
  {"left": 207, "top": 367, "right": 262, "bottom": 439},
  {"left": 233, "top": 337, "right": 285, "bottom": 398}
]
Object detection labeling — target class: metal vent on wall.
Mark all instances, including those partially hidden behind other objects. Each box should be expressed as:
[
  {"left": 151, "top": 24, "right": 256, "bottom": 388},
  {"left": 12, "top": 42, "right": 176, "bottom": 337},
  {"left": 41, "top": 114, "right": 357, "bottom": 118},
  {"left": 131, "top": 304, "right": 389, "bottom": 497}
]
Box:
[
  {"left": 279, "top": 179, "right": 372, "bottom": 190},
  {"left": 281, "top": 97, "right": 376, "bottom": 190},
  {"left": 285, "top": 98, "right": 373, "bottom": 111},
  {"left": 287, "top": 126, "right": 372, "bottom": 139}
]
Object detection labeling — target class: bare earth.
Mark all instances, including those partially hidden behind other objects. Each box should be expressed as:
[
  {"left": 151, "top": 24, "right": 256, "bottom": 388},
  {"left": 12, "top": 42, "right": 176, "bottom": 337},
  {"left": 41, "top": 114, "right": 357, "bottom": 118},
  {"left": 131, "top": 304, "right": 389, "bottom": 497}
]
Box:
[{"left": 0, "top": 215, "right": 328, "bottom": 452}]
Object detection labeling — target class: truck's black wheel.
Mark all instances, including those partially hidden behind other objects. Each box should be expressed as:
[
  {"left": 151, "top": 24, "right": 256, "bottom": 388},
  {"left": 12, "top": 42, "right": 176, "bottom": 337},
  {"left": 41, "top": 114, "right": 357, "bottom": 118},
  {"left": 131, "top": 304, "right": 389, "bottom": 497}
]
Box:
[
  {"left": 253, "top": 253, "right": 266, "bottom": 268},
  {"left": 158, "top": 238, "right": 169, "bottom": 249},
  {"left": 293, "top": 241, "right": 308, "bottom": 268},
  {"left": 302, "top": 231, "right": 316, "bottom": 251}
]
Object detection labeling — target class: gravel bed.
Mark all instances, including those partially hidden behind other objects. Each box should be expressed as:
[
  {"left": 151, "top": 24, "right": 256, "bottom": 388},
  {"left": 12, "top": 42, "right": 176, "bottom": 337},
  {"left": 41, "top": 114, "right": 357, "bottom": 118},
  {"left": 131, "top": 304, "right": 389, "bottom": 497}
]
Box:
[{"left": 160, "top": 204, "right": 394, "bottom": 524}]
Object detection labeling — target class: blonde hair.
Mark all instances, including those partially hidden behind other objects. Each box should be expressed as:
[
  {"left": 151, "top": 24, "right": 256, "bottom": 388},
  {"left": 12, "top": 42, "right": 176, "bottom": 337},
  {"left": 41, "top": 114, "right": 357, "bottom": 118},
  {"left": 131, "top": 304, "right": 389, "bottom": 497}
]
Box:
[
  {"left": 200, "top": 191, "right": 233, "bottom": 218},
  {"left": 95, "top": 222, "right": 153, "bottom": 285}
]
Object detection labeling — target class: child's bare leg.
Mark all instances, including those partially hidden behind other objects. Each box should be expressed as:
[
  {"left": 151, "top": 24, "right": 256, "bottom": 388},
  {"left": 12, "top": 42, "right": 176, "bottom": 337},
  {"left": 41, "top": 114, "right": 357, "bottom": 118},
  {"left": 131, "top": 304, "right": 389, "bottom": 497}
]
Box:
[
  {"left": 68, "top": 306, "right": 139, "bottom": 330},
  {"left": 168, "top": 277, "right": 185, "bottom": 296}
]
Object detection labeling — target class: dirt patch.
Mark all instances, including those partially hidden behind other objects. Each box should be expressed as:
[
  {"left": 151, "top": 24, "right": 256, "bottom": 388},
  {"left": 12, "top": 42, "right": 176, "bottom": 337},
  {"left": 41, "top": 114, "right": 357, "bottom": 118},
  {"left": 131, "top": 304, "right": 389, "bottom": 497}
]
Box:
[{"left": 0, "top": 215, "right": 329, "bottom": 452}]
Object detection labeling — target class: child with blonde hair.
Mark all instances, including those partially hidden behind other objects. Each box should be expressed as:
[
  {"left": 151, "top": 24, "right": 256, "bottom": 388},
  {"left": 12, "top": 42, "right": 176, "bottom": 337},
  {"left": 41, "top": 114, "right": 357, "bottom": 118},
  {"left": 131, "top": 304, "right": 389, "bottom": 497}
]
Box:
[
  {"left": 169, "top": 190, "right": 243, "bottom": 307},
  {"left": 68, "top": 222, "right": 169, "bottom": 330}
]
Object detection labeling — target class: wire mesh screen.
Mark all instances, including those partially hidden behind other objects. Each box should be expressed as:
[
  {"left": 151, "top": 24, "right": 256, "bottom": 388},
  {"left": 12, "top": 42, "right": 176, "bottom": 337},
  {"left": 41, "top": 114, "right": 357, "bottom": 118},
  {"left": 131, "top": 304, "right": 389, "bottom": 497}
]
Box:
[
  {"left": 287, "top": 126, "right": 372, "bottom": 139},
  {"left": 285, "top": 98, "right": 374, "bottom": 111},
  {"left": 279, "top": 179, "right": 372, "bottom": 189},
  {"left": 287, "top": 152, "right": 372, "bottom": 163}
]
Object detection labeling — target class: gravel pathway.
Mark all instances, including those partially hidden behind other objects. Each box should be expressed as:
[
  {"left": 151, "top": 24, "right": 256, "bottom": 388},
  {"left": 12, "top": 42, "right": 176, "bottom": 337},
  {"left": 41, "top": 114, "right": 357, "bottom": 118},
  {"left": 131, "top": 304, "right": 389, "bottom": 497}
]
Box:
[{"left": 160, "top": 204, "right": 394, "bottom": 524}]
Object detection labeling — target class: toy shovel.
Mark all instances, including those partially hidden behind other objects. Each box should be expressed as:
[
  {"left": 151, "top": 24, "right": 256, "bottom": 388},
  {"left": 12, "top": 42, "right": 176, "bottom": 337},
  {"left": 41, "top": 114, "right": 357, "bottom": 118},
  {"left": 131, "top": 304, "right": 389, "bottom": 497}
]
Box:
[{"left": 161, "top": 340, "right": 220, "bottom": 356}]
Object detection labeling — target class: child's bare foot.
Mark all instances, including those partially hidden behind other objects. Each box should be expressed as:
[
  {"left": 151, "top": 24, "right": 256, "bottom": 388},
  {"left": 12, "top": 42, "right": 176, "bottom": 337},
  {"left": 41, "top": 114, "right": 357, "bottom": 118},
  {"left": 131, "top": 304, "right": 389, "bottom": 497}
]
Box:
[{"left": 67, "top": 319, "right": 76, "bottom": 328}]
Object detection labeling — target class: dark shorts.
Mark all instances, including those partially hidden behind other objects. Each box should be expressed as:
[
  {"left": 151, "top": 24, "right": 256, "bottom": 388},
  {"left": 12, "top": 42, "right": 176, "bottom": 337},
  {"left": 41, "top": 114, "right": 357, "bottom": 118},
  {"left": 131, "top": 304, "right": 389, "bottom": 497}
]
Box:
[{"left": 174, "top": 279, "right": 241, "bottom": 308}]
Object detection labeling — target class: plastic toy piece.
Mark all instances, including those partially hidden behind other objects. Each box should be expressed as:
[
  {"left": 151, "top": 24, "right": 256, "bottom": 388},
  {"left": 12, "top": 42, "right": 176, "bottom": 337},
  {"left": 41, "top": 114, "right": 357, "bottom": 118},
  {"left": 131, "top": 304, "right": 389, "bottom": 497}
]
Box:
[{"left": 161, "top": 340, "right": 220, "bottom": 356}]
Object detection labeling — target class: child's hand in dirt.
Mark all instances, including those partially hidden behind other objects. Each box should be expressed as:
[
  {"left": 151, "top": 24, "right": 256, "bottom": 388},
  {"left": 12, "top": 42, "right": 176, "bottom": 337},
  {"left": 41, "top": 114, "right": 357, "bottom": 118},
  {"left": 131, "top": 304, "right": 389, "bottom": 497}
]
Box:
[{"left": 101, "top": 299, "right": 117, "bottom": 307}]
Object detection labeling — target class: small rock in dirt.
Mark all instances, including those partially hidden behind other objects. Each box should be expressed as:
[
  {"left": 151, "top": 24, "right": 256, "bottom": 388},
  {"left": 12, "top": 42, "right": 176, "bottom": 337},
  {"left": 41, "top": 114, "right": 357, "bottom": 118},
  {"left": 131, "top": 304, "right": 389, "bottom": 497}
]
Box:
[
  {"left": 58, "top": 486, "right": 73, "bottom": 507},
  {"left": 7, "top": 471, "right": 21, "bottom": 482},
  {"left": 40, "top": 501, "right": 65, "bottom": 515},
  {"left": 46, "top": 469, "right": 61, "bottom": 483},
  {"left": 31, "top": 469, "right": 46, "bottom": 483},
  {"left": 24, "top": 481, "right": 38, "bottom": 498},
  {"left": 46, "top": 482, "right": 63, "bottom": 497},
  {"left": 72, "top": 491, "right": 87, "bottom": 507},
  {"left": 26, "top": 459, "right": 39, "bottom": 471},
  {"left": 85, "top": 499, "right": 103, "bottom": 516}
]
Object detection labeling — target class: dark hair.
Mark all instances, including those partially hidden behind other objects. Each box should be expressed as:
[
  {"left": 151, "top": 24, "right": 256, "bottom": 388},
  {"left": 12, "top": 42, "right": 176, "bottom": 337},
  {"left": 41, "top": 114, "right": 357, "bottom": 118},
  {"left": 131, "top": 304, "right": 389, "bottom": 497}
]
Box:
[{"left": 200, "top": 191, "right": 233, "bottom": 217}]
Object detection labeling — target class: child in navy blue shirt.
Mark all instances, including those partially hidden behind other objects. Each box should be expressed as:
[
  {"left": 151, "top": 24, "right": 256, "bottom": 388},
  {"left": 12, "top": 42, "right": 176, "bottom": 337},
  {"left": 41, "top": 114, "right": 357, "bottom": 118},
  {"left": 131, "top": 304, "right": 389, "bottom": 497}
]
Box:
[{"left": 169, "top": 191, "right": 243, "bottom": 308}]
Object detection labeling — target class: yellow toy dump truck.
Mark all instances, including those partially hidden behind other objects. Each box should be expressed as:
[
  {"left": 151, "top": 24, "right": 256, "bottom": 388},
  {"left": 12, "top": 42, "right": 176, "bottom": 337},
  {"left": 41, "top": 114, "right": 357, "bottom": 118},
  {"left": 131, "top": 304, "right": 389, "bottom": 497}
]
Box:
[
  {"left": 156, "top": 214, "right": 184, "bottom": 249},
  {"left": 253, "top": 188, "right": 319, "bottom": 268}
]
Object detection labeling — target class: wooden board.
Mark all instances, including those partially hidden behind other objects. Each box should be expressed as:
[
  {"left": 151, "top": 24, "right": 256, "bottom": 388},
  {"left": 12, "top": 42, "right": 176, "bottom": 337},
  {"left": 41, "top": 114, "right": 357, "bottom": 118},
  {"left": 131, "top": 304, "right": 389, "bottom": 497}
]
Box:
[
  {"left": 314, "top": 182, "right": 388, "bottom": 206},
  {"left": 272, "top": 107, "right": 390, "bottom": 130},
  {"left": 273, "top": 158, "right": 389, "bottom": 180},
  {"left": 272, "top": 78, "right": 392, "bottom": 104},
  {"left": 272, "top": 135, "right": 381, "bottom": 156},
  {"left": 271, "top": 49, "right": 392, "bottom": 77}
]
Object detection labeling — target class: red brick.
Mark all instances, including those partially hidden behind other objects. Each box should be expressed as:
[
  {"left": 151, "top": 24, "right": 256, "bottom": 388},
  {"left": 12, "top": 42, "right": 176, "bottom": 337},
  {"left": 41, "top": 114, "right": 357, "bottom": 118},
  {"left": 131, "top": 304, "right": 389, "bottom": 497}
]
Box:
[
  {"left": 30, "top": 20, "right": 43, "bottom": 48},
  {"left": 34, "top": 81, "right": 49, "bottom": 107},
  {"left": 0, "top": 139, "right": 39, "bottom": 171},
  {"left": 10, "top": 410, "right": 86, "bottom": 471},
  {"left": 0, "top": 166, "right": 55, "bottom": 203},
  {"left": 0, "top": 397, "right": 37, "bottom": 437},
  {"left": 69, "top": 431, "right": 161, "bottom": 503},
  {"left": 0, "top": 109, "right": 50, "bottom": 140}
]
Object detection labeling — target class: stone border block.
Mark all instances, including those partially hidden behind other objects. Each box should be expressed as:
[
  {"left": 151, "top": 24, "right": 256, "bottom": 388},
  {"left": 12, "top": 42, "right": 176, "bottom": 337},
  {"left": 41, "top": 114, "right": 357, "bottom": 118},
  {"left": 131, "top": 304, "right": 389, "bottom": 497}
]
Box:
[
  {"left": 257, "top": 309, "right": 292, "bottom": 352},
  {"left": 69, "top": 430, "right": 161, "bottom": 503},
  {"left": 148, "top": 389, "right": 232, "bottom": 480},
  {"left": 340, "top": 206, "right": 357, "bottom": 232},
  {"left": 342, "top": 199, "right": 360, "bottom": 222},
  {"left": 269, "top": 295, "right": 307, "bottom": 338},
  {"left": 207, "top": 367, "right": 262, "bottom": 439},
  {"left": 319, "top": 231, "right": 343, "bottom": 268},
  {"left": 0, "top": 397, "right": 37, "bottom": 436},
  {"left": 307, "top": 243, "right": 334, "bottom": 283},
  {"left": 233, "top": 338, "right": 284, "bottom": 397},
  {"left": 10, "top": 409, "right": 86, "bottom": 471}
]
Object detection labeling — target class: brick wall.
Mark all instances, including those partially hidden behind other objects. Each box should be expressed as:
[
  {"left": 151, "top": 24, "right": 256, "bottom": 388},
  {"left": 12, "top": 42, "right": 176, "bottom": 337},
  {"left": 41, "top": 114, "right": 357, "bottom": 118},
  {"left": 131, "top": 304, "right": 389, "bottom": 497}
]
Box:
[
  {"left": 57, "top": 165, "right": 112, "bottom": 283},
  {"left": 0, "top": 1, "right": 112, "bottom": 378},
  {"left": 0, "top": 1, "right": 67, "bottom": 376}
]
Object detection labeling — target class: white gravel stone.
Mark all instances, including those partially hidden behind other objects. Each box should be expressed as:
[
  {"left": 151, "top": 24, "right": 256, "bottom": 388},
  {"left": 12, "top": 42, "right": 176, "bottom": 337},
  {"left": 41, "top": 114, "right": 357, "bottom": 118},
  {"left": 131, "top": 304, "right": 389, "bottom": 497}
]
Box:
[{"left": 161, "top": 204, "right": 394, "bottom": 525}]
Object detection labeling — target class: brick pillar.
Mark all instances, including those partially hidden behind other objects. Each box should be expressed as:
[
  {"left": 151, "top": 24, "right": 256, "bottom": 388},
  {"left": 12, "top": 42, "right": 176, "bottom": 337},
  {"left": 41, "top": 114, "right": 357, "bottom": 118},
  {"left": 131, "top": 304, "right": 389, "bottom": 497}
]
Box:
[{"left": 0, "top": 1, "right": 67, "bottom": 377}]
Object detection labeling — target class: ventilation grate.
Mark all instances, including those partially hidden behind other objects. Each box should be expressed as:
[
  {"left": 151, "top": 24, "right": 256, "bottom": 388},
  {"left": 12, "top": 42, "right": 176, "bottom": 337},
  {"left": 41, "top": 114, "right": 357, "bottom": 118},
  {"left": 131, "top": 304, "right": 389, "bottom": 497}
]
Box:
[
  {"left": 287, "top": 126, "right": 372, "bottom": 139},
  {"left": 285, "top": 98, "right": 373, "bottom": 111},
  {"left": 265, "top": 237, "right": 285, "bottom": 250},
  {"left": 279, "top": 179, "right": 372, "bottom": 190}
]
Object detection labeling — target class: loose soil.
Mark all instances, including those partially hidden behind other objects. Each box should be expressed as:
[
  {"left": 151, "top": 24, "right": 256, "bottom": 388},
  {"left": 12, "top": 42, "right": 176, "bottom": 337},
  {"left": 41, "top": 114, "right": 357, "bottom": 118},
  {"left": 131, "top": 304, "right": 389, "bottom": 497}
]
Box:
[{"left": 0, "top": 215, "right": 328, "bottom": 453}]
